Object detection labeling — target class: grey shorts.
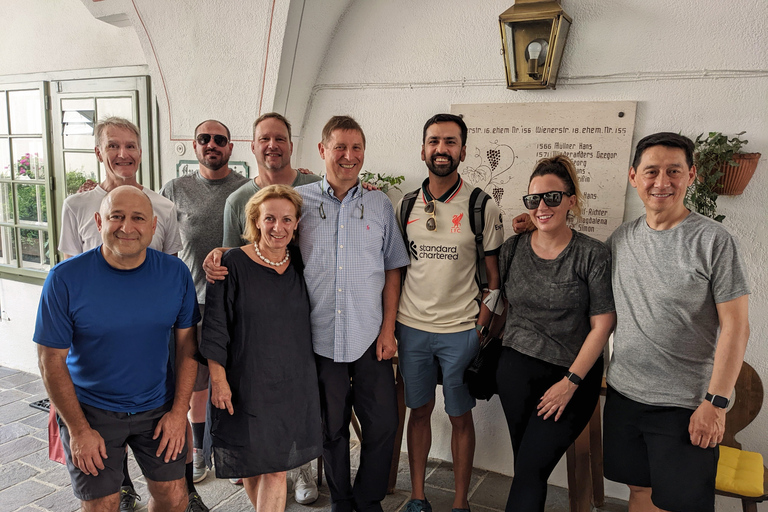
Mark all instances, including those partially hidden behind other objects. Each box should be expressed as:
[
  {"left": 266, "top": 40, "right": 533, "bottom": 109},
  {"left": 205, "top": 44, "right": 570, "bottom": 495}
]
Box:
[{"left": 58, "top": 400, "right": 187, "bottom": 501}]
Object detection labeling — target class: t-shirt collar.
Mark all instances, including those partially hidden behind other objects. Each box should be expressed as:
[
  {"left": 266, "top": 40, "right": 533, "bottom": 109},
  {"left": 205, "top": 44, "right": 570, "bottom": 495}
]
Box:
[{"left": 421, "top": 175, "right": 463, "bottom": 203}]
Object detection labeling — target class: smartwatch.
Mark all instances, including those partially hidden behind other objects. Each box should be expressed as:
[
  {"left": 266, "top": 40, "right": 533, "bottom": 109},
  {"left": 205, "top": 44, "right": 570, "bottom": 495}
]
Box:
[
  {"left": 565, "top": 371, "right": 583, "bottom": 386},
  {"left": 704, "top": 392, "right": 730, "bottom": 409},
  {"left": 476, "top": 325, "right": 489, "bottom": 338}
]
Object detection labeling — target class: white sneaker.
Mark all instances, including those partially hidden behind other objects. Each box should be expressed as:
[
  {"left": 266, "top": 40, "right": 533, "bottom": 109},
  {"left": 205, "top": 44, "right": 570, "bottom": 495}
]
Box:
[
  {"left": 192, "top": 449, "right": 208, "bottom": 483},
  {"left": 229, "top": 478, "right": 243, "bottom": 485},
  {"left": 294, "top": 462, "right": 318, "bottom": 504}
]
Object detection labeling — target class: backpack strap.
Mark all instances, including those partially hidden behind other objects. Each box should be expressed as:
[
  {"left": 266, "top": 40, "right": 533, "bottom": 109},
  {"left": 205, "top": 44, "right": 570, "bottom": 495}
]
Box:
[
  {"left": 468, "top": 187, "right": 491, "bottom": 290},
  {"left": 400, "top": 189, "right": 419, "bottom": 253}
]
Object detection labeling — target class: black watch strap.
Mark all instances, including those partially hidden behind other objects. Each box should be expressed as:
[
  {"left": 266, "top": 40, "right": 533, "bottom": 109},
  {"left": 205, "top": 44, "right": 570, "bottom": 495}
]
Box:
[
  {"left": 565, "top": 371, "right": 583, "bottom": 386},
  {"left": 705, "top": 392, "right": 729, "bottom": 409}
]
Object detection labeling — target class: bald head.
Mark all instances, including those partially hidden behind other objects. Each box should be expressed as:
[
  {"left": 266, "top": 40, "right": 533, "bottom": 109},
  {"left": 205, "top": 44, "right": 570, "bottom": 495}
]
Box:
[{"left": 97, "top": 185, "right": 157, "bottom": 268}]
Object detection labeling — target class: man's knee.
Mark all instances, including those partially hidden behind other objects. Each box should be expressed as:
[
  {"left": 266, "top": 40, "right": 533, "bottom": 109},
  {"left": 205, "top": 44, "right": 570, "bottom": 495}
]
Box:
[
  {"left": 410, "top": 400, "right": 435, "bottom": 423},
  {"left": 81, "top": 493, "right": 120, "bottom": 512},
  {"left": 146, "top": 477, "right": 187, "bottom": 508},
  {"left": 448, "top": 409, "right": 474, "bottom": 433}
]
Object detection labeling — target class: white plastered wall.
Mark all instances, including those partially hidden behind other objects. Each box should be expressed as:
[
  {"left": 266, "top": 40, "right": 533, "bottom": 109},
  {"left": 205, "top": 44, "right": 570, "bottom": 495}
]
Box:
[{"left": 1, "top": 0, "right": 766, "bottom": 507}]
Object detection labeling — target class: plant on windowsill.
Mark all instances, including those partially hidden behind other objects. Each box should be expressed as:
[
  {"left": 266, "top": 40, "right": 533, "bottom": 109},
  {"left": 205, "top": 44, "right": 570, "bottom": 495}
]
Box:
[
  {"left": 360, "top": 171, "right": 406, "bottom": 194},
  {"left": 686, "top": 131, "right": 762, "bottom": 223}
]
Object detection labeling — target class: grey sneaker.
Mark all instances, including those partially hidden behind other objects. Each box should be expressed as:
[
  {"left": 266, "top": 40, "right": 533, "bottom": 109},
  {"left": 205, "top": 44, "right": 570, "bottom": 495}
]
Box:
[
  {"left": 294, "top": 462, "right": 318, "bottom": 504},
  {"left": 192, "top": 449, "right": 208, "bottom": 483},
  {"left": 186, "top": 491, "right": 210, "bottom": 512},
  {"left": 404, "top": 498, "right": 432, "bottom": 512},
  {"left": 118, "top": 486, "right": 141, "bottom": 511}
]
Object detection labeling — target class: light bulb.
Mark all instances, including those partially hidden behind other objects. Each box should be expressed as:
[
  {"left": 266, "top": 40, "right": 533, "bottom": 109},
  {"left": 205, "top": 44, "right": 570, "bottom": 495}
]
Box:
[{"left": 527, "top": 41, "right": 542, "bottom": 61}]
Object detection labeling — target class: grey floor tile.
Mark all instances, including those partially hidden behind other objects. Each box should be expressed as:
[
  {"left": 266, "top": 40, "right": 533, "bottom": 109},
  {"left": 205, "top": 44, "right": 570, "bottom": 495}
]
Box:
[
  {"left": 18, "top": 447, "right": 64, "bottom": 473},
  {"left": 15, "top": 380, "right": 46, "bottom": 397},
  {"left": 0, "top": 371, "right": 40, "bottom": 389},
  {"left": 0, "top": 400, "right": 38, "bottom": 424},
  {"left": 0, "top": 479, "right": 56, "bottom": 511},
  {"left": 0, "top": 422, "right": 38, "bottom": 446},
  {"left": 0, "top": 367, "right": 20, "bottom": 379},
  {"left": 0, "top": 389, "right": 30, "bottom": 407},
  {"left": 0, "top": 460, "right": 40, "bottom": 492},
  {"left": 0, "top": 436, "right": 46, "bottom": 464},
  {"left": 468, "top": 471, "right": 512, "bottom": 510},
  {"left": 33, "top": 486, "right": 81, "bottom": 512},
  {"left": 19, "top": 411, "right": 49, "bottom": 429},
  {"left": 425, "top": 460, "right": 486, "bottom": 493}
]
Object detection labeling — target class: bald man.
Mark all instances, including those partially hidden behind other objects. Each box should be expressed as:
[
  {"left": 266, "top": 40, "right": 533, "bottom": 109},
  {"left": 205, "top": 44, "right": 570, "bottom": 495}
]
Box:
[{"left": 35, "top": 186, "right": 200, "bottom": 512}]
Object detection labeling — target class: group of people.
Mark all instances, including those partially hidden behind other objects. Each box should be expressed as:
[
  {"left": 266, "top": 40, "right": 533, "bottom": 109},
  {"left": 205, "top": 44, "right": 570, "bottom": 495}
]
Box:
[{"left": 34, "top": 109, "right": 750, "bottom": 512}]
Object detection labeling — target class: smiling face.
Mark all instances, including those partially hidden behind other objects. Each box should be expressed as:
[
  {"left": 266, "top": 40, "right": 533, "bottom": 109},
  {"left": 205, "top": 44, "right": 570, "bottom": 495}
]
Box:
[
  {"left": 96, "top": 186, "right": 157, "bottom": 267},
  {"left": 319, "top": 128, "right": 365, "bottom": 189},
  {"left": 629, "top": 145, "right": 696, "bottom": 219},
  {"left": 255, "top": 197, "right": 298, "bottom": 253},
  {"left": 421, "top": 121, "right": 466, "bottom": 177},
  {"left": 194, "top": 120, "right": 232, "bottom": 173},
  {"left": 527, "top": 174, "right": 575, "bottom": 233},
  {"left": 95, "top": 126, "right": 142, "bottom": 185},
  {"left": 252, "top": 117, "right": 293, "bottom": 173}
]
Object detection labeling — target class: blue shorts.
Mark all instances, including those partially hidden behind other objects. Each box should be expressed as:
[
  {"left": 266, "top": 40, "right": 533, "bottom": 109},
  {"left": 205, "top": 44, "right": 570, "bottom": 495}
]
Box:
[{"left": 396, "top": 322, "right": 479, "bottom": 417}]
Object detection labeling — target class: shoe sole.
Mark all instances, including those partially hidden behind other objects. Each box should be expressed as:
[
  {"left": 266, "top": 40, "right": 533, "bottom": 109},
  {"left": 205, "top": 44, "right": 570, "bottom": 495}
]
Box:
[
  {"left": 192, "top": 470, "right": 208, "bottom": 483},
  {"left": 295, "top": 494, "right": 319, "bottom": 505}
]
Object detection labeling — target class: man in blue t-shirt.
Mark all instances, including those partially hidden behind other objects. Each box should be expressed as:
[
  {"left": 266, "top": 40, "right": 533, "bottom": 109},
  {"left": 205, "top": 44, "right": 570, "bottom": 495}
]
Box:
[{"left": 35, "top": 186, "right": 201, "bottom": 512}]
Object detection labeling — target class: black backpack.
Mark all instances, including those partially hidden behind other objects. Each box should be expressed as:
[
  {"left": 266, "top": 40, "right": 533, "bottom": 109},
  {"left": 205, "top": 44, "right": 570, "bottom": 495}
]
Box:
[{"left": 399, "top": 186, "right": 492, "bottom": 289}]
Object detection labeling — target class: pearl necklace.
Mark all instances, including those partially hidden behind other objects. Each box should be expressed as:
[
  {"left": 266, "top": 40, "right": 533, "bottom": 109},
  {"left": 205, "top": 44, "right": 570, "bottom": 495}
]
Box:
[{"left": 254, "top": 243, "right": 290, "bottom": 266}]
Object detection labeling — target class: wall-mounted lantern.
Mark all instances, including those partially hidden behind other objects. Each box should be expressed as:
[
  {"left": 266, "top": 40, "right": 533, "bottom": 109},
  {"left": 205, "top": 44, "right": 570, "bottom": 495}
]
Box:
[{"left": 499, "top": 0, "right": 572, "bottom": 90}]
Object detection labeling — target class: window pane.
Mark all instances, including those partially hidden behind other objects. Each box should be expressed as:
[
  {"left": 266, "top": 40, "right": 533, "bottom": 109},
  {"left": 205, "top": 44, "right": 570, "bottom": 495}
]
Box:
[
  {"left": 0, "top": 226, "right": 17, "bottom": 267},
  {"left": 97, "top": 97, "right": 134, "bottom": 121},
  {"left": 0, "top": 93, "right": 8, "bottom": 135},
  {"left": 0, "top": 182, "right": 11, "bottom": 222},
  {"left": 64, "top": 152, "right": 99, "bottom": 196},
  {"left": 0, "top": 139, "right": 9, "bottom": 178},
  {"left": 63, "top": 98, "right": 96, "bottom": 150},
  {"left": 12, "top": 139, "right": 45, "bottom": 179},
  {"left": 15, "top": 184, "right": 47, "bottom": 224},
  {"left": 9, "top": 90, "right": 42, "bottom": 135},
  {"left": 21, "top": 227, "right": 50, "bottom": 270}
]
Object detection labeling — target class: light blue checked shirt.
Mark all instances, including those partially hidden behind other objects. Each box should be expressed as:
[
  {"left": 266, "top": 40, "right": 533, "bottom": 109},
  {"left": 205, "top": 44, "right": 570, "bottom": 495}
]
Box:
[{"left": 296, "top": 178, "right": 410, "bottom": 363}]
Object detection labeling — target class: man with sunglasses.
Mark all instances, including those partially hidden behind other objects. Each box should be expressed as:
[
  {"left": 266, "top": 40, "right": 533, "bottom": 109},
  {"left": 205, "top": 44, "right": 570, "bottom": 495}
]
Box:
[
  {"left": 601, "top": 132, "right": 751, "bottom": 512},
  {"left": 395, "top": 114, "right": 504, "bottom": 512},
  {"left": 160, "top": 120, "right": 247, "bottom": 510}
]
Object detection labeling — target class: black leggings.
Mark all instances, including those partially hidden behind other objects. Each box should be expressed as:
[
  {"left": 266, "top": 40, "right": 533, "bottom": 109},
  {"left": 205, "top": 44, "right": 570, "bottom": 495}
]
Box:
[{"left": 496, "top": 347, "right": 602, "bottom": 512}]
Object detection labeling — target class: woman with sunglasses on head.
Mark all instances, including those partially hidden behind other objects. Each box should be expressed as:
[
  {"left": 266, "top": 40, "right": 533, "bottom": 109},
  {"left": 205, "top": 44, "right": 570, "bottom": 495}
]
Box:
[{"left": 495, "top": 155, "right": 616, "bottom": 512}]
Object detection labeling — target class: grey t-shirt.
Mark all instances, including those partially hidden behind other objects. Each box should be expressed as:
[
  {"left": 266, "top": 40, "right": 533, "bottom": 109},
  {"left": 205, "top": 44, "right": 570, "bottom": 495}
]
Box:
[
  {"left": 499, "top": 230, "right": 614, "bottom": 367},
  {"left": 160, "top": 170, "right": 248, "bottom": 303},
  {"left": 606, "top": 212, "right": 751, "bottom": 410},
  {"left": 222, "top": 172, "right": 322, "bottom": 248}
]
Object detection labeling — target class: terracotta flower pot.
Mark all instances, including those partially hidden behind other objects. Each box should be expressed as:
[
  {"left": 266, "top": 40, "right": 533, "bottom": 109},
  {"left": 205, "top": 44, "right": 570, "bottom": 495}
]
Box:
[{"left": 716, "top": 153, "right": 761, "bottom": 195}]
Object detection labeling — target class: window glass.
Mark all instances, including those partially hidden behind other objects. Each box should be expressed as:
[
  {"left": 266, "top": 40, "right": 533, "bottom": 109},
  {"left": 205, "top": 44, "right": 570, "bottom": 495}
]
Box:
[
  {"left": 0, "top": 182, "right": 12, "bottom": 222},
  {"left": 0, "top": 93, "right": 8, "bottom": 135},
  {"left": 0, "top": 139, "right": 9, "bottom": 178},
  {"left": 12, "top": 139, "right": 45, "bottom": 180},
  {"left": 64, "top": 152, "right": 99, "bottom": 196},
  {"left": 15, "top": 184, "right": 47, "bottom": 224},
  {"left": 20, "top": 227, "right": 49, "bottom": 270},
  {"left": 97, "top": 97, "right": 133, "bottom": 121},
  {"left": 0, "top": 226, "right": 17, "bottom": 267},
  {"left": 9, "top": 90, "right": 42, "bottom": 135},
  {"left": 62, "top": 98, "right": 95, "bottom": 150}
]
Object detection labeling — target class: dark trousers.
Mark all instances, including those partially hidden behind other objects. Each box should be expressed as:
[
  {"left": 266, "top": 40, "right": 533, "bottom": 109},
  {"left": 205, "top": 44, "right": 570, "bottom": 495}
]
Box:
[
  {"left": 496, "top": 347, "right": 603, "bottom": 512},
  {"left": 315, "top": 341, "right": 398, "bottom": 512}
]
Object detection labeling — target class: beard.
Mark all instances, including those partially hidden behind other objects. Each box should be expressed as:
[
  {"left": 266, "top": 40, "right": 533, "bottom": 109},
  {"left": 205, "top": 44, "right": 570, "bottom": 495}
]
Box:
[
  {"left": 200, "top": 151, "right": 228, "bottom": 171},
  {"left": 425, "top": 153, "right": 460, "bottom": 177}
]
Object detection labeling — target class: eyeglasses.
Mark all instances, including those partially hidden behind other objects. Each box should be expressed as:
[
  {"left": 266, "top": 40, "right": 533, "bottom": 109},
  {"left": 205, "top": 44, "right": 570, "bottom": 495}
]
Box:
[
  {"left": 196, "top": 133, "right": 229, "bottom": 147},
  {"left": 424, "top": 200, "right": 437, "bottom": 231},
  {"left": 522, "top": 190, "right": 571, "bottom": 210},
  {"left": 319, "top": 183, "right": 364, "bottom": 220}
]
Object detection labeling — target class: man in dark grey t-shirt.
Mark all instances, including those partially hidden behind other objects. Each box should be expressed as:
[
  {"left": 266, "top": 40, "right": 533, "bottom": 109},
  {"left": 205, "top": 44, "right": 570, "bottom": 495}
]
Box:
[
  {"left": 603, "top": 132, "right": 750, "bottom": 512},
  {"left": 161, "top": 119, "right": 247, "bottom": 511}
]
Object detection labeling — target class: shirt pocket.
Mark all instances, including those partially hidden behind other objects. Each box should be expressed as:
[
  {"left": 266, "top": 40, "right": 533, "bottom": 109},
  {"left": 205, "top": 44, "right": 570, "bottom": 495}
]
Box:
[{"left": 548, "top": 280, "right": 579, "bottom": 310}]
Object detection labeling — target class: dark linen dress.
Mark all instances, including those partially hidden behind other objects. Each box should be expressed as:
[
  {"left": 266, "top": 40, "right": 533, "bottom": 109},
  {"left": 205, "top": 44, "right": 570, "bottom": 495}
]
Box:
[{"left": 200, "top": 246, "right": 322, "bottom": 477}]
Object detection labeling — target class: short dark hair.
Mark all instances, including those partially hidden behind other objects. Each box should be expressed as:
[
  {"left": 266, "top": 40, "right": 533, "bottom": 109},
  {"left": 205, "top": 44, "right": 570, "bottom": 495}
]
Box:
[
  {"left": 423, "top": 114, "right": 468, "bottom": 147},
  {"left": 253, "top": 112, "right": 292, "bottom": 140},
  {"left": 194, "top": 119, "right": 231, "bottom": 141},
  {"left": 321, "top": 116, "right": 366, "bottom": 148},
  {"left": 632, "top": 132, "right": 694, "bottom": 169}
]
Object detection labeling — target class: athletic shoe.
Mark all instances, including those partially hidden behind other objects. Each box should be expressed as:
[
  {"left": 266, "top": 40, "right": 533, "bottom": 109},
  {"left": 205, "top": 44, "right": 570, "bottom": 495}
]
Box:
[
  {"left": 186, "top": 492, "right": 210, "bottom": 512},
  {"left": 192, "top": 449, "right": 208, "bottom": 483},
  {"left": 404, "top": 498, "right": 432, "bottom": 512},
  {"left": 118, "top": 486, "right": 141, "bottom": 511},
  {"left": 229, "top": 478, "right": 243, "bottom": 484},
  {"left": 294, "top": 462, "right": 318, "bottom": 504}
]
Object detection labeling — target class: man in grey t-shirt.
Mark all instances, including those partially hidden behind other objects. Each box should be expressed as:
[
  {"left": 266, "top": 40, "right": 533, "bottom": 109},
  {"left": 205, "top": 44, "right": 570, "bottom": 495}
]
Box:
[{"left": 603, "top": 132, "right": 750, "bottom": 512}]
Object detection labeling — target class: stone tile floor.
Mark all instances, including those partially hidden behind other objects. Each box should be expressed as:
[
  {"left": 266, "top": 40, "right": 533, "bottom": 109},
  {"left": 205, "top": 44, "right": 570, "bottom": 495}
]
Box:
[{"left": 0, "top": 366, "right": 628, "bottom": 511}]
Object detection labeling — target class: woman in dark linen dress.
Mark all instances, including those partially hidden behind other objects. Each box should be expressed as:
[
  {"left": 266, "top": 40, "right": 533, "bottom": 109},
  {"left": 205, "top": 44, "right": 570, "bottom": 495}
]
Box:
[{"left": 201, "top": 185, "right": 321, "bottom": 511}]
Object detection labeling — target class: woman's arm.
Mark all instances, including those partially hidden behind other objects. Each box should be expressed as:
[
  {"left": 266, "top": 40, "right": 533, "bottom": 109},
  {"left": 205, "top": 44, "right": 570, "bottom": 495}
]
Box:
[
  {"left": 209, "top": 360, "right": 233, "bottom": 415},
  {"left": 537, "top": 311, "right": 615, "bottom": 421}
]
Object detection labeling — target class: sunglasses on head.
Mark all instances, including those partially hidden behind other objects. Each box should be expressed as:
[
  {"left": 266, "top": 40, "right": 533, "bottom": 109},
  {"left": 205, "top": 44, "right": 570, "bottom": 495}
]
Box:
[
  {"left": 522, "top": 190, "right": 571, "bottom": 210},
  {"left": 196, "top": 133, "right": 229, "bottom": 147}
]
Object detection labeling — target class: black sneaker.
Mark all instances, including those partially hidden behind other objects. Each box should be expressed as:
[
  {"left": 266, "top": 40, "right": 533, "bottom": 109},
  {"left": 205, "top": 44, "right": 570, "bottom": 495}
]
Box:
[
  {"left": 186, "top": 491, "right": 210, "bottom": 512},
  {"left": 119, "top": 486, "right": 141, "bottom": 511},
  {"left": 404, "top": 498, "right": 432, "bottom": 512}
]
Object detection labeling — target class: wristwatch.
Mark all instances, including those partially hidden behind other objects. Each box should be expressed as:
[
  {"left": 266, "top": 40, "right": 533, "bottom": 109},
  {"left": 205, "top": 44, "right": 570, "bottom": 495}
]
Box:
[
  {"left": 705, "top": 392, "right": 730, "bottom": 409},
  {"left": 565, "top": 371, "right": 583, "bottom": 386}
]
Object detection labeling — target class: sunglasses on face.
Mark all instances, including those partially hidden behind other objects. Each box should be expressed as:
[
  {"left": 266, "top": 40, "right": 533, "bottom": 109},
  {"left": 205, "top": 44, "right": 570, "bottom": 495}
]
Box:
[
  {"left": 425, "top": 200, "right": 437, "bottom": 231},
  {"left": 196, "top": 133, "right": 229, "bottom": 147},
  {"left": 522, "top": 190, "right": 571, "bottom": 210}
]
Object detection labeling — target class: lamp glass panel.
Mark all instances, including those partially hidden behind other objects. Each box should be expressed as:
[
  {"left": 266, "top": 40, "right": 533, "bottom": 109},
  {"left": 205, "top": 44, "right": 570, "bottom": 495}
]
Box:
[{"left": 510, "top": 19, "right": 555, "bottom": 85}]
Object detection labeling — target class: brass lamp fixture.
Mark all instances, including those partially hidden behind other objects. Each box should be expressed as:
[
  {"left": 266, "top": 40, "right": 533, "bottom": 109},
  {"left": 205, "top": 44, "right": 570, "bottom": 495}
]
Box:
[{"left": 499, "top": 0, "right": 572, "bottom": 90}]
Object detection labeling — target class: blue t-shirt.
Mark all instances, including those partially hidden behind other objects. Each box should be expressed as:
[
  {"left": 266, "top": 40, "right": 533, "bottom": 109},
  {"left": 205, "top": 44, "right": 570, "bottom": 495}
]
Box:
[{"left": 34, "top": 247, "right": 201, "bottom": 413}]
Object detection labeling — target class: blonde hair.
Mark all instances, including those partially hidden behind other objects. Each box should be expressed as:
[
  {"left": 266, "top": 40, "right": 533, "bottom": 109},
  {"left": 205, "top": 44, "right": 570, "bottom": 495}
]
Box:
[
  {"left": 529, "top": 154, "right": 584, "bottom": 222},
  {"left": 242, "top": 184, "right": 303, "bottom": 244}
]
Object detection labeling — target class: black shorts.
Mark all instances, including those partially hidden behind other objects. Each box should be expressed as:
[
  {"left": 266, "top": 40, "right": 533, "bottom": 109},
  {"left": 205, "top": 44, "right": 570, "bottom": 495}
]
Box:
[
  {"left": 603, "top": 387, "right": 718, "bottom": 512},
  {"left": 58, "top": 400, "right": 187, "bottom": 501}
]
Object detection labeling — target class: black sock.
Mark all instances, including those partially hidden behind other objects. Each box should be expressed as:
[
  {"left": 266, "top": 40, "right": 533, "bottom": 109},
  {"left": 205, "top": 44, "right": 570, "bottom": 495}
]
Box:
[
  {"left": 122, "top": 456, "right": 133, "bottom": 488},
  {"left": 186, "top": 462, "right": 196, "bottom": 494},
  {"left": 191, "top": 422, "right": 205, "bottom": 450}
]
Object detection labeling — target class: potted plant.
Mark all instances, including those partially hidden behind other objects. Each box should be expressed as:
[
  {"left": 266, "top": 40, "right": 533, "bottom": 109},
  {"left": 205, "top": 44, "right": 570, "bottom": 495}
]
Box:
[{"left": 686, "top": 131, "right": 761, "bottom": 222}]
